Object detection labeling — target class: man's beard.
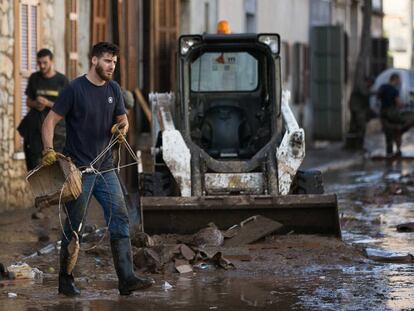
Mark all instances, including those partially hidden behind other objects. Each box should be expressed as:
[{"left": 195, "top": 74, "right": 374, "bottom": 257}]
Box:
[{"left": 95, "top": 63, "right": 112, "bottom": 81}]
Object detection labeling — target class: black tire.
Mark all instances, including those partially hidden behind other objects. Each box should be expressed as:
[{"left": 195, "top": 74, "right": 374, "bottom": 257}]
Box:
[
  {"left": 290, "top": 170, "right": 324, "bottom": 194},
  {"left": 141, "top": 171, "right": 176, "bottom": 196}
]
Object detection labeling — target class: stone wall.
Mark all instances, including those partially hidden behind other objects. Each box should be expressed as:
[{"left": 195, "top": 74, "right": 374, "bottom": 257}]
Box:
[{"left": 0, "top": 0, "right": 58, "bottom": 212}]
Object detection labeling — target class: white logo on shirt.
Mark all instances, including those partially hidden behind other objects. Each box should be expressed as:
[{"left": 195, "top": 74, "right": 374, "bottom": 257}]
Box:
[{"left": 108, "top": 97, "right": 113, "bottom": 104}]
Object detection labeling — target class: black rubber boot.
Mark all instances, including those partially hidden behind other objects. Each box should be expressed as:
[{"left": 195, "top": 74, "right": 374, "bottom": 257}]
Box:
[
  {"left": 110, "top": 238, "right": 154, "bottom": 295},
  {"left": 58, "top": 246, "right": 81, "bottom": 296}
]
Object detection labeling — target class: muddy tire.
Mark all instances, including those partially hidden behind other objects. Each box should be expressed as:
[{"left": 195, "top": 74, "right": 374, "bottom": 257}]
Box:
[
  {"left": 290, "top": 170, "right": 324, "bottom": 194},
  {"left": 141, "top": 171, "right": 176, "bottom": 196}
]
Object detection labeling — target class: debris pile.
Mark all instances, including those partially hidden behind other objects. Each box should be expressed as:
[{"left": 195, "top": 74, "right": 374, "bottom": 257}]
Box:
[
  {"left": 132, "top": 234, "right": 234, "bottom": 274},
  {"left": 131, "top": 216, "right": 283, "bottom": 274}
]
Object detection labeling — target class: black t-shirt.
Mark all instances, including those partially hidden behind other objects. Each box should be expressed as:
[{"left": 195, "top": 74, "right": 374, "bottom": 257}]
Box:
[
  {"left": 21, "top": 71, "right": 69, "bottom": 153},
  {"left": 378, "top": 83, "right": 399, "bottom": 110},
  {"left": 52, "top": 75, "right": 126, "bottom": 170},
  {"left": 26, "top": 71, "right": 69, "bottom": 102}
]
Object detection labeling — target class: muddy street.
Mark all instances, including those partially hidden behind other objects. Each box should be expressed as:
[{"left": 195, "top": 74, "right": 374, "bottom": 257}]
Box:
[{"left": 2, "top": 157, "right": 414, "bottom": 310}]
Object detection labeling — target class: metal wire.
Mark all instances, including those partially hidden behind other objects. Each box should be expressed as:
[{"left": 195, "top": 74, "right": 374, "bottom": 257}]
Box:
[{"left": 57, "top": 132, "right": 139, "bottom": 251}]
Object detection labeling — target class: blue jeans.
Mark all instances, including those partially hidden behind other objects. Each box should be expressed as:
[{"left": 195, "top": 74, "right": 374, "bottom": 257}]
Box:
[{"left": 61, "top": 171, "right": 130, "bottom": 247}]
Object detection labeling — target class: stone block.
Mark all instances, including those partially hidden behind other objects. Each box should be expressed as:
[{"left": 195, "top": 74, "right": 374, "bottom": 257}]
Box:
[
  {"left": 0, "top": 53, "right": 13, "bottom": 78},
  {"left": 0, "top": 37, "right": 8, "bottom": 52},
  {"left": 0, "top": 0, "right": 9, "bottom": 13},
  {"left": 6, "top": 77, "right": 13, "bottom": 95},
  {"left": 46, "top": 3, "right": 54, "bottom": 18},
  {"left": 0, "top": 12, "right": 9, "bottom": 36},
  {"left": 0, "top": 75, "right": 5, "bottom": 90}
]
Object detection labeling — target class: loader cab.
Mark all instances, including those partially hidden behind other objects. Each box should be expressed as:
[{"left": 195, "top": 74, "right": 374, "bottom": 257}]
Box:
[{"left": 179, "top": 34, "right": 281, "bottom": 160}]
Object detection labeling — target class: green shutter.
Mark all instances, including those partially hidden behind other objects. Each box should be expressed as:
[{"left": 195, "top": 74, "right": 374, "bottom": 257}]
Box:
[{"left": 311, "top": 25, "right": 345, "bottom": 140}]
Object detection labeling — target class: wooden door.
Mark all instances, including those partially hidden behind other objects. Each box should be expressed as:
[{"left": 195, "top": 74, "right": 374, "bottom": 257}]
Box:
[{"left": 148, "top": 0, "right": 180, "bottom": 93}]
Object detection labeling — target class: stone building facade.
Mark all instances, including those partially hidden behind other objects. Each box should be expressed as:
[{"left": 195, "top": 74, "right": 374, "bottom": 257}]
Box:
[{"left": 0, "top": 0, "right": 59, "bottom": 212}]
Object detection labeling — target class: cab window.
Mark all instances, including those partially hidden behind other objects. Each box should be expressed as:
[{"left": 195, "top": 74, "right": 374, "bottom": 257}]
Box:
[{"left": 191, "top": 52, "right": 258, "bottom": 92}]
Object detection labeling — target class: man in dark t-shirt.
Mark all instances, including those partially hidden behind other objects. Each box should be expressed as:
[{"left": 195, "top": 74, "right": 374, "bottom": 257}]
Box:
[
  {"left": 18, "top": 48, "right": 69, "bottom": 170},
  {"left": 41, "top": 42, "right": 154, "bottom": 297},
  {"left": 378, "top": 73, "right": 404, "bottom": 156}
]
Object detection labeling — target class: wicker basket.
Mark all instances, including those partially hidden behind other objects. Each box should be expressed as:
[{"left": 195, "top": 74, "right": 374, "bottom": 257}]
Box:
[{"left": 27, "top": 156, "right": 82, "bottom": 208}]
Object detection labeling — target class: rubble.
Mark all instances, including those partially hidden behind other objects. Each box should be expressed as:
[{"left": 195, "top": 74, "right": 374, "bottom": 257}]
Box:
[
  {"left": 364, "top": 248, "right": 413, "bottom": 263},
  {"left": 131, "top": 231, "right": 155, "bottom": 248},
  {"left": 396, "top": 222, "right": 414, "bottom": 232},
  {"left": 31, "top": 211, "right": 45, "bottom": 220},
  {"left": 133, "top": 241, "right": 234, "bottom": 274},
  {"left": 191, "top": 224, "right": 224, "bottom": 247}
]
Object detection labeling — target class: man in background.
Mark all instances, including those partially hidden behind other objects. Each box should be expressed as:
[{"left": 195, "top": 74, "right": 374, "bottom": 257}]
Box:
[
  {"left": 378, "top": 73, "right": 404, "bottom": 157},
  {"left": 18, "top": 48, "right": 69, "bottom": 170}
]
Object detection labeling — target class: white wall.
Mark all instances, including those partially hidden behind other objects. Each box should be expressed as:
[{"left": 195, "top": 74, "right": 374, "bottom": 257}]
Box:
[
  {"left": 180, "top": 0, "right": 218, "bottom": 35},
  {"left": 257, "top": 0, "right": 309, "bottom": 43},
  {"left": 217, "top": 0, "right": 245, "bottom": 33},
  {"left": 78, "top": 0, "right": 91, "bottom": 75},
  {"left": 383, "top": 0, "right": 412, "bottom": 69},
  {"left": 51, "top": 0, "right": 66, "bottom": 74}
]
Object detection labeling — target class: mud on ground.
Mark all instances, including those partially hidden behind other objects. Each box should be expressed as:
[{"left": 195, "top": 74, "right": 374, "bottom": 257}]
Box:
[{"left": 0, "top": 204, "right": 367, "bottom": 304}]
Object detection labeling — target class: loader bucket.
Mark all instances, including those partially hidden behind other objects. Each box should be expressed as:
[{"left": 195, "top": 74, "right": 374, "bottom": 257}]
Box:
[{"left": 141, "top": 194, "right": 341, "bottom": 238}]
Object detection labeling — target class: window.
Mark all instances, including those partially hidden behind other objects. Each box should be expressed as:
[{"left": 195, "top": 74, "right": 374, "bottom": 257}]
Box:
[
  {"left": 14, "top": 0, "right": 40, "bottom": 149},
  {"left": 191, "top": 52, "right": 258, "bottom": 92}
]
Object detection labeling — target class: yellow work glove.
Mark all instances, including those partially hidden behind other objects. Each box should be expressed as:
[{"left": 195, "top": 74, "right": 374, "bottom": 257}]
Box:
[
  {"left": 111, "top": 122, "right": 127, "bottom": 143},
  {"left": 42, "top": 148, "right": 57, "bottom": 166}
]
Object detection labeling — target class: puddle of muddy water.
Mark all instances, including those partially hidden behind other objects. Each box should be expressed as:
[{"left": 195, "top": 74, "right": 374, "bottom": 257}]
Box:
[
  {"left": 321, "top": 161, "right": 414, "bottom": 310},
  {"left": 1, "top": 274, "right": 304, "bottom": 311}
]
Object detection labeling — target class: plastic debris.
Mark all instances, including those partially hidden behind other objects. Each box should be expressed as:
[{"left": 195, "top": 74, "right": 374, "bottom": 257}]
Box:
[
  {"left": 32, "top": 268, "right": 43, "bottom": 279},
  {"left": 37, "top": 243, "right": 56, "bottom": 256},
  {"left": 7, "top": 263, "right": 35, "bottom": 279},
  {"left": 8, "top": 293, "right": 17, "bottom": 298},
  {"left": 193, "top": 262, "right": 213, "bottom": 270},
  {"left": 5, "top": 263, "right": 43, "bottom": 280},
  {"left": 161, "top": 281, "right": 173, "bottom": 290}
]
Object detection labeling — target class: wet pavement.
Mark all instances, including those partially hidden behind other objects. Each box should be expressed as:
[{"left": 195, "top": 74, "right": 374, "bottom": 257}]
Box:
[{"left": 3, "top": 133, "right": 414, "bottom": 310}]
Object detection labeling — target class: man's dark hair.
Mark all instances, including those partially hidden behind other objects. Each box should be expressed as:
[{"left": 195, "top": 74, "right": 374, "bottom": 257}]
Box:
[
  {"left": 390, "top": 73, "right": 400, "bottom": 82},
  {"left": 89, "top": 42, "right": 120, "bottom": 59},
  {"left": 37, "top": 48, "right": 53, "bottom": 60}
]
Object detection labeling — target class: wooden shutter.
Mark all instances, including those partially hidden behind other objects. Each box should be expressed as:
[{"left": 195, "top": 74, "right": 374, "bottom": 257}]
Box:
[
  {"left": 91, "top": 0, "right": 109, "bottom": 45},
  {"left": 66, "top": 0, "right": 78, "bottom": 79},
  {"left": 149, "top": 0, "right": 180, "bottom": 92},
  {"left": 14, "top": 0, "right": 41, "bottom": 148}
]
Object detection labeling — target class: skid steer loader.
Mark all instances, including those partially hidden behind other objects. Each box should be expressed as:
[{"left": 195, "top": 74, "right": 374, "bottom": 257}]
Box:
[{"left": 138, "top": 33, "right": 341, "bottom": 237}]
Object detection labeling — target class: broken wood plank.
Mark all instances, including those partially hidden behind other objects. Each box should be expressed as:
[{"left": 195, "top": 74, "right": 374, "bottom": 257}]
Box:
[
  {"left": 174, "top": 259, "right": 193, "bottom": 274},
  {"left": 223, "top": 215, "right": 283, "bottom": 247}
]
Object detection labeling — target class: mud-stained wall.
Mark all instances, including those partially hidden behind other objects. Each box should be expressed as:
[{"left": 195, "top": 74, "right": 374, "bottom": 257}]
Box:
[{"left": 0, "top": 0, "right": 61, "bottom": 212}]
